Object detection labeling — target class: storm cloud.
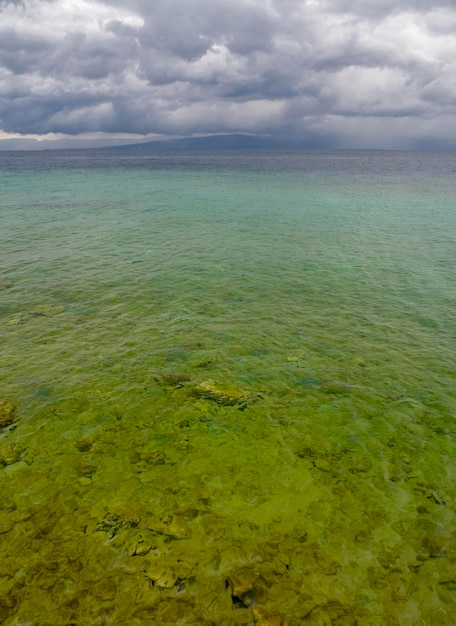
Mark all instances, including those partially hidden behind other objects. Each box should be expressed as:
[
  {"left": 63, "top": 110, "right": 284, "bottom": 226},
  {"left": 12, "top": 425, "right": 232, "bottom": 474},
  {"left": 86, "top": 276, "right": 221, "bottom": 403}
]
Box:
[{"left": 1, "top": 0, "right": 456, "bottom": 147}]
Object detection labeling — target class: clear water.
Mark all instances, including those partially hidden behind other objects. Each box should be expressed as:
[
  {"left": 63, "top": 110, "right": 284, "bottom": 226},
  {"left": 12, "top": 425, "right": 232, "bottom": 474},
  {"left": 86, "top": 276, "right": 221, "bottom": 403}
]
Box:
[{"left": 1, "top": 150, "right": 456, "bottom": 625}]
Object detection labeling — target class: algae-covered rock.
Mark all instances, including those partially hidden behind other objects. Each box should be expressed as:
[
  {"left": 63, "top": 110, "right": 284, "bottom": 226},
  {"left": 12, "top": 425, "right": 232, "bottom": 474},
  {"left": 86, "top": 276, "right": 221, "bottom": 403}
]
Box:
[
  {"left": 6, "top": 314, "right": 25, "bottom": 326},
  {"left": 420, "top": 522, "right": 452, "bottom": 558},
  {"left": 143, "top": 555, "right": 192, "bottom": 591},
  {"left": 0, "top": 442, "right": 22, "bottom": 466},
  {"left": 226, "top": 568, "right": 266, "bottom": 609},
  {"left": 74, "top": 436, "right": 93, "bottom": 452},
  {"left": 138, "top": 448, "right": 167, "bottom": 466},
  {"left": 75, "top": 459, "right": 97, "bottom": 478},
  {"left": 228, "top": 569, "right": 259, "bottom": 598},
  {"left": 161, "top": 372, "right": 191, "bottom": 387},
  {"left": 0, "top": 401, "right": 16, "bottom": 429},
  {"left": 93, "top": 577, "right": 117, "bottom": 601},
  {"left": 312, "top": 458, "right": 332, "bottom": 473},
  {"left": 30, "top": 304, "right": 65, "bottom": 316},
  {"left": 131, "top": 537, "right": 154, "bottom": 557},
  {"left": 147, "top": 514, "right": 191, "bottom": 540},
  {"left": 0, "top": 279, "right": 12, "bottom": 291},
  {"left": 96, "top": 512, "right": 138, "bottom": 539},
  {"left": 192, "top": 380, "right": 250, "bottom": 408},
  {"left": 321, "top": 380, "right": 351, "bottom": 395},
  {"left": 0, "top": 513, "right": 14, "bottom": 535},
  {"left": 253, "top": 606, "right": 282, "bottom": 626},
  {"left": 109, "top": 498, "right": 142, "bottom": 527},
  {"left": 143, "top": 562, "right": 178, "bottom": 590}
]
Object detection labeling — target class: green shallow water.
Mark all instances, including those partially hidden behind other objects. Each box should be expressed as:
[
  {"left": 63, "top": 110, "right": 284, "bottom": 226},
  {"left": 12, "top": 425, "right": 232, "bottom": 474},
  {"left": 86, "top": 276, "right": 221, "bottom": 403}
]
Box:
[{"left": 1, "top": 150, "right": 456, "bottom": 624}]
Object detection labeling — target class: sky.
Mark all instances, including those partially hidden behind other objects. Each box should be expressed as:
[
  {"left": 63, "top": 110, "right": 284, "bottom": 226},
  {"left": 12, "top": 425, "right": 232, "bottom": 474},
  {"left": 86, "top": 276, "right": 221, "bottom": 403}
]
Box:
[{"left": 1, "top": 0, "right": 456, "bottom": 149}]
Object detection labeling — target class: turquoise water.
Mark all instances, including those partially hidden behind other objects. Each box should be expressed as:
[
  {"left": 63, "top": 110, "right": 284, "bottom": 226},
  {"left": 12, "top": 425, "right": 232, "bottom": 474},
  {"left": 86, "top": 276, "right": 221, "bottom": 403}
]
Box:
[{"left": 1, "top": 150, "right": 456, "bottom": 624}]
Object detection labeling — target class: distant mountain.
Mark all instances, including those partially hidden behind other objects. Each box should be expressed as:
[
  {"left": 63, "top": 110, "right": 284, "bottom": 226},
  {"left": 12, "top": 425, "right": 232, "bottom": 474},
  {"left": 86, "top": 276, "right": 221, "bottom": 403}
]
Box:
[
  {"left": 0, "top": 132, "right": 334, "bottom": 151},
  {"left": 0, "top": 138, "right": 44, "bottom": 150},
  {"left": 0, "top": 137, "right": 145, "bottom": 151},
  {"left": 106, "top": 133, "right": 302, "bottom": 150}
]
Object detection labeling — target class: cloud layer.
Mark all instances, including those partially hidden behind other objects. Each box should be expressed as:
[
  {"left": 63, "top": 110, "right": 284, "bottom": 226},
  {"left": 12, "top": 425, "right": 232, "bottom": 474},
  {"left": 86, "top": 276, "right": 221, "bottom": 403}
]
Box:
[{"left": 1, "top": 0, "right": 456, "bottom": 147}]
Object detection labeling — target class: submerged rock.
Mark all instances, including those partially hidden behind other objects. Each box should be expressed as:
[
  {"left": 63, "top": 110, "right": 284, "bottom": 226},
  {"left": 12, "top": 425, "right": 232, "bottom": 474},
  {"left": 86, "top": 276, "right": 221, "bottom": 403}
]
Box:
[
  {"left": 30, "top": 304, "right": 65, "bottom": 316},
  {"left": 74, "top": 436, "right": 93, "bottom": 452},
  {"left": 131, "top": 538, "right": 153, "bottom": 557},
  {"left": 0, "top": 279, "right": 12, "bottom": 291},
  {"left": 161, "top": 372, "right": 191, "bottom": 387},
  {"left": 0, "top": 442, "right": 22, "bottom": 466},
  {"left": 147, "top": 514, "right": 191, "bottom": 540},
  {"left": 0, "top": 513, "right": 14, "bottom": 535},
  {"left": 96, "top": 510, "right": 139, "bottom": 539},
  {"left": 143, "top": 563, "right": 178, "bottom": 590},
  {"left": 226, "top": 568, "right": 266, "bottom": 609},
  {"left": 192, "top": 380, "right": 250, "bottom": 408},
  {"left": 321, "top": 379, "right": 351, "bottom": 395},
  {"left": 5, "top": 314, "right": 25, "bottom": 326},
  {"left": 0, "top": 401, "right": 16, "bottom": 429},
  {"left": 253, "top": 607, "right": 282, "bottom": 626}
]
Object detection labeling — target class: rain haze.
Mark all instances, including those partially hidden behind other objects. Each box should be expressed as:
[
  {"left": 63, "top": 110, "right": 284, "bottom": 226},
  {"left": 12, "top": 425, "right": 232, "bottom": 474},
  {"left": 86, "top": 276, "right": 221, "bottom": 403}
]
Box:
[{"left": 1, "top": 0, "right": 456, "bottom": 149}]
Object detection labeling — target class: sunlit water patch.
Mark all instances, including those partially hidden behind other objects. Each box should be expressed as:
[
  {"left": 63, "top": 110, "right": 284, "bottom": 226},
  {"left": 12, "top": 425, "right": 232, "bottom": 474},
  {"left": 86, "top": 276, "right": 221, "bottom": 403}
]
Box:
[{"left": 1, "top": 150, "right": 456, "bottom": 624}]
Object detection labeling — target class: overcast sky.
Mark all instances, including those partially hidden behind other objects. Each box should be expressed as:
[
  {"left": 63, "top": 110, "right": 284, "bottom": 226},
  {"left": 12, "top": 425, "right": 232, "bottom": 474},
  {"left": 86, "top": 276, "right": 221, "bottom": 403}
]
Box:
[{"left": 1, "top": 0, "right": 456, "bottom": 148}]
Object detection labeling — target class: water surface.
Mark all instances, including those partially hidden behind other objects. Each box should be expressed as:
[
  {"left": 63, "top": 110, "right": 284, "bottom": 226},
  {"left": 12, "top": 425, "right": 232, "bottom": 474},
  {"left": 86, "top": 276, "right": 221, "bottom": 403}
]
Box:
[{"left": 1, "top": 150, "right": 456, "bottom": 625}]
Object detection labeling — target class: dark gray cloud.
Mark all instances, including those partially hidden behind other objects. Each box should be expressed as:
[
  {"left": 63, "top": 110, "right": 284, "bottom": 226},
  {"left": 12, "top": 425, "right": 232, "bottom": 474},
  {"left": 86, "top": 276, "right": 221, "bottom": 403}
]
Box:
[{"left": 0, "top": 0, "right": 456, "bottom": 147}]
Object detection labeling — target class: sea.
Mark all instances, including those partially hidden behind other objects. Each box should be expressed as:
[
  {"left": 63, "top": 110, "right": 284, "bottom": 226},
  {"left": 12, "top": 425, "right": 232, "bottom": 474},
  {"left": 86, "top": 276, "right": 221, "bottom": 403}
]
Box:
[{"left": 1, "top": 149, "right": 456, "bottom": 625}]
